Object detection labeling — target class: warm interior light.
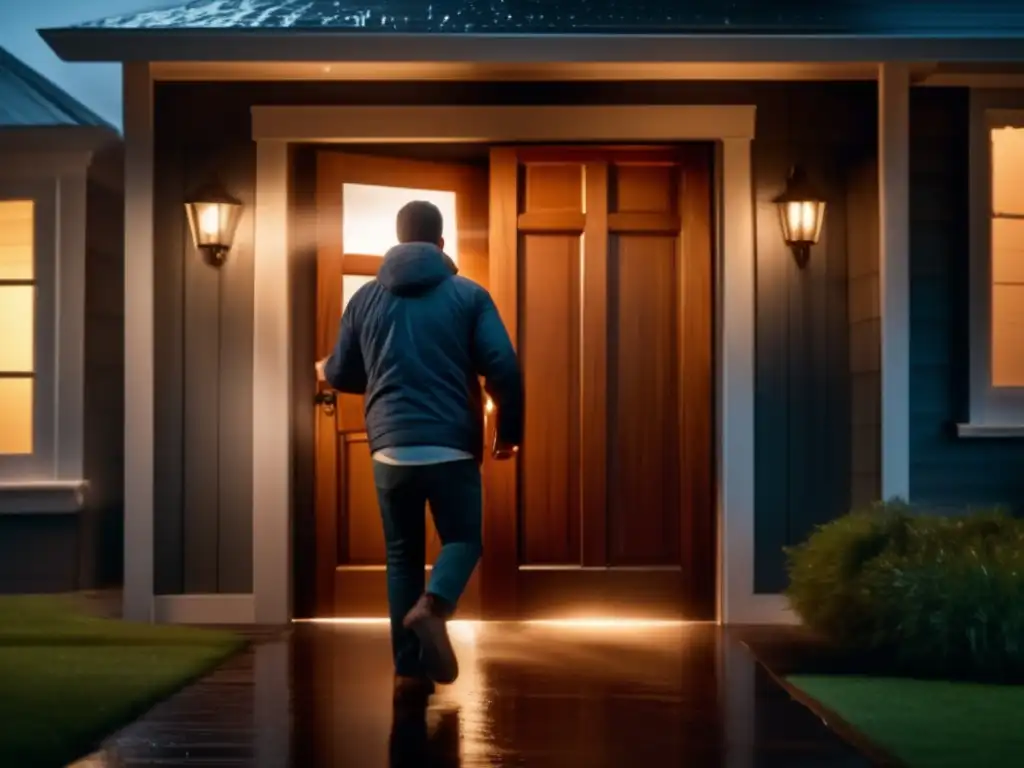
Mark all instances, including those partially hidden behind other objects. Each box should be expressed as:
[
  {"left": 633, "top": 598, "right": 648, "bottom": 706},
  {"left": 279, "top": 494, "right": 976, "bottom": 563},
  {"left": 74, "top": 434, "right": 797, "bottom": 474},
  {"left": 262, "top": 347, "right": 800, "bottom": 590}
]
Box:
[
  {"left": 187, "top": 200, "right": 242, "bottom": 248},
  {"left": 197, "top": 204, "right": 222, "bottom": 239},
  {"left": 521, "top": 618, "right": 689, "bottom": 629},
  {"left": 342, "top": 183, "right": 458, "bottom": 261},
  {"left": 0, "top": 200, "right": 34, "bottom": 281},
  {"left": 990, "top": 126, "right": 1024, "bottom": 386},
  {"left": 0, "top": 200, "right": 35, "bottom": 456},
  {"left": 184, "top": 183, "right": 243, "bottom": 266},
  {"left": 0, "top": 285, "right": 33, "bottom": 376},
  {"left": 0, "top": 377, "right": 32, "bottom": 455},
  {"left": 342, "top": 275, "right": 374, "bottom": 312},
  {"left": 773, "top": 166, "right": 826, "bottom": 269},
  {"left": 781, "top": 200, "right": 824, "bottom": 244},
  {"left": 292, "top": 617, "right": 692, "bottom": 630},
  {"left": 484, "top": 396, "right": 495, "bottom": 415}
]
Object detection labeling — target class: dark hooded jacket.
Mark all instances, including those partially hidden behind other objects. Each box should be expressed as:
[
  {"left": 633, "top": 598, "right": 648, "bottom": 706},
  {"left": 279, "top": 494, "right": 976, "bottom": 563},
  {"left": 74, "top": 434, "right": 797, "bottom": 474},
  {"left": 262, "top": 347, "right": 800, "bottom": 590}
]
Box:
[{"left": 323, "top": 242, "right": 523, "bottom": 461}]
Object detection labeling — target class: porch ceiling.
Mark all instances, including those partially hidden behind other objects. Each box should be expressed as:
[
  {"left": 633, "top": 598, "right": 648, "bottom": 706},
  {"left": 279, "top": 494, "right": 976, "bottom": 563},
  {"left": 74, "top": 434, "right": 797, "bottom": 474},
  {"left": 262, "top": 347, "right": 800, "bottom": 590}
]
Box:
[{"left": 150, "top": 61, "right": 890, "bottom": 82}]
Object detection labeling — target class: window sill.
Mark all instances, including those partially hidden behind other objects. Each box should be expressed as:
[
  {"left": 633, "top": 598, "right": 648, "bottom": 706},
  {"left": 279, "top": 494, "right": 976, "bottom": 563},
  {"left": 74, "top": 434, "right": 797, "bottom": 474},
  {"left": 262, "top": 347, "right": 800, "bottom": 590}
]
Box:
[
  {"left": 956, "top": 423, "right": 1024, "bottom": 439},
  {"left": 0, "top": 481, "right": 88, "bottom": 514}
]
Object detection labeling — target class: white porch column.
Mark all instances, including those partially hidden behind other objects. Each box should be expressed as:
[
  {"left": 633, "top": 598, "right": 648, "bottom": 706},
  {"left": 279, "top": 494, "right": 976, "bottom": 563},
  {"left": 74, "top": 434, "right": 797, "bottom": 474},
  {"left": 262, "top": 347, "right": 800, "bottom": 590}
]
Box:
[
  {"left": 252, "top": 140, "right": 292, "bottom": 625},
  {"left": 878, "top": 62, "right": 912, "bottom": 500},
  {"left": 122, "top": 62, "right": 155, "bottom": 621}
]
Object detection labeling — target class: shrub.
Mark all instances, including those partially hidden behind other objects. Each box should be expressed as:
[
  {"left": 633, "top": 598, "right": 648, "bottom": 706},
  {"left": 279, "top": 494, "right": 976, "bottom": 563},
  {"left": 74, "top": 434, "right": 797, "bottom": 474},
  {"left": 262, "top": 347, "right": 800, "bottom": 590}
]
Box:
[{"left": 785, "top": 501, "right": 1024, "bottom": 679}]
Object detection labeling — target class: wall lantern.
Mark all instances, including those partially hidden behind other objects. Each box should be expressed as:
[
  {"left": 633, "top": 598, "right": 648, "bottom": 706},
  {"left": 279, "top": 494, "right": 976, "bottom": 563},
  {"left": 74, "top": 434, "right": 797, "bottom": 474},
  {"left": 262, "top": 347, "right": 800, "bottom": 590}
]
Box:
[
  {"left": 773, "top": 166, "right": 826, "bottom": 269},
  {"left": 184, "top": 182, "right": 243, "bottom": 267}
]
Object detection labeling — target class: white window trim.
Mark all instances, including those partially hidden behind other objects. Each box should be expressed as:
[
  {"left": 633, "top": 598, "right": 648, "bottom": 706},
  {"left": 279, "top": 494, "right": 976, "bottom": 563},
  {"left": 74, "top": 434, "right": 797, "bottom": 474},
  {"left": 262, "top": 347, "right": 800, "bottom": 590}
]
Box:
[
  {"left": 0, "top": 147, "right": 95, "bottom": 506},
  {"left": 962, "top": 94, "right": 1024, "bottom": 437},
  {"left": 0, "top": 178, "right": 58, "bottom": 482}
]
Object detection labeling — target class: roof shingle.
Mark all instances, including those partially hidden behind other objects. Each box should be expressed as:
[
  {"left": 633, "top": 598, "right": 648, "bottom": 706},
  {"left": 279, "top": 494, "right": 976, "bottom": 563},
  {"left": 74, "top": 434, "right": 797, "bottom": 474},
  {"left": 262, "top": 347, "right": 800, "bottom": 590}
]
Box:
[
  {"left": 70, "top": 0, "right": 1024, "bottom": 35},
  {"left": 0, "top": 47, "right": 111, "bottom": 129}
]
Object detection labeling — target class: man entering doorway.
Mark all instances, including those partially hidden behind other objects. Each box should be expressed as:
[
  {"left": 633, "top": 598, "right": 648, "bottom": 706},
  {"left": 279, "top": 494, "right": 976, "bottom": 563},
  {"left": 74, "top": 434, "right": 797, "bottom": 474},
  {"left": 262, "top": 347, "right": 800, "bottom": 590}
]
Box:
[{"left": 318, "top": 200, "right": 523, "bottom": 707}]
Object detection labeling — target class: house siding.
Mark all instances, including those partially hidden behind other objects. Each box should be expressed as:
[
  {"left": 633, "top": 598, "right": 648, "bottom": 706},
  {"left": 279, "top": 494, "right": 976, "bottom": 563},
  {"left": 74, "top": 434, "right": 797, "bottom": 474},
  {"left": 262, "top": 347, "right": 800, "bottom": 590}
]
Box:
[
  {"left": 909, "top": 87, "right": 1024, "bottom": 507},
  {"left": 152, "top": 116, "right": 255, "bottom": 595},
  {"left": 0, "top": 517, "right": 80, "bottom": 592},
  {"left": 82, "top": 144, "right": 125, "bottom": 588},
  {"left": 0, "top": 144, "right": 125, "bottom": 594},
  {"left": 847, "top": 161, "right": 882, "bottom": 508},
  {"left": 153, "top": 80, "right": 873, "bottom": 600}
]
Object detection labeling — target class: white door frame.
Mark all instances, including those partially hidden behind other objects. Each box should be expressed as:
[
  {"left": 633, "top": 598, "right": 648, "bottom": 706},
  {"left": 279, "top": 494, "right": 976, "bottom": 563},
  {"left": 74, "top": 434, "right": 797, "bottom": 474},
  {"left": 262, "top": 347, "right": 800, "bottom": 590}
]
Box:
[{"left": 247, "top": 103, "right": 793, "bottom": 625}]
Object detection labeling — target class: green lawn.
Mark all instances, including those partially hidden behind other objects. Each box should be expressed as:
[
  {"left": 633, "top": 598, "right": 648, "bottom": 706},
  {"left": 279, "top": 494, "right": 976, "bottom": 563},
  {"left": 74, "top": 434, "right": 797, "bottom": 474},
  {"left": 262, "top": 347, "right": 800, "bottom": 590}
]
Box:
[
  {"left": 789, "top": 675, "right": 1024, "bottom": 768},
  {"left": 0, "top": 596, "right": 245, "bottom": 767}
]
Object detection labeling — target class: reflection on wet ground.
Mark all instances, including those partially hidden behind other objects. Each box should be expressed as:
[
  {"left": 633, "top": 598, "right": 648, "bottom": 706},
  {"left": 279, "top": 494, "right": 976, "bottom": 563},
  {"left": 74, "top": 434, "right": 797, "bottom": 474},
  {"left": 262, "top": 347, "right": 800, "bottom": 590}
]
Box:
[{"left": 74, "top": 623, "right": 870, "bottom": 767}]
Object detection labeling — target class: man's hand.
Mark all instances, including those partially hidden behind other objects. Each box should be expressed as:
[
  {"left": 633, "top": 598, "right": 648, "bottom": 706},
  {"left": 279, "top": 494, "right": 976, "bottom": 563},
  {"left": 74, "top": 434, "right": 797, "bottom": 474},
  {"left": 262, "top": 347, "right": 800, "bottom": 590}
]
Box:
[
  {"left": 492, "top": 437, "right": 519, "bottom": 461},
  {"left": 315, "top": 357, "right": 329, "bottom": 383}
]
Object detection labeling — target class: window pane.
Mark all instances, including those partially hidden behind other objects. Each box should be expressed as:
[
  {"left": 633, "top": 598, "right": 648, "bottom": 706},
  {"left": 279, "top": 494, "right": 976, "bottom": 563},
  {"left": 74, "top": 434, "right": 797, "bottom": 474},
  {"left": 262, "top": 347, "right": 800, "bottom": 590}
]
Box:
[
  {"left": 0, "top": 285, "right": 33, "bottom": 372},
  {"left": 342, "top": 274, "right": 374, "bottom": 312},
  {"left": 342, "top": 184, "right": 459, "bottom": 262},
  {"left": 0, "top": 200, "right": 34, "bottom": 280},
  {"left": 0, "top": 377, "right": 32, "bottom": 454},
  {"left": 992, "top": 217, "right": 1024, "bottom": 284},
  {"left": 993, "top": 283, "right": 1024, "bottom": 386},
  {"left": 992, "top": 127, "right": 1024, "bottom": 216}
]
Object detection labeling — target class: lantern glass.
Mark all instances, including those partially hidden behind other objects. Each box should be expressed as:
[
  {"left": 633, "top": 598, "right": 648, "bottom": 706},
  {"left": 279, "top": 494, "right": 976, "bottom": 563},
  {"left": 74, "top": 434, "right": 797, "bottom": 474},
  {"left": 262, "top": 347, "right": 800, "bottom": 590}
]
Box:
[
  {"left": 778, "top": 199, "right": 826, "bottom": 246},
  {"left": 185, "top": 199, "right": 243, "bottom": 252}
]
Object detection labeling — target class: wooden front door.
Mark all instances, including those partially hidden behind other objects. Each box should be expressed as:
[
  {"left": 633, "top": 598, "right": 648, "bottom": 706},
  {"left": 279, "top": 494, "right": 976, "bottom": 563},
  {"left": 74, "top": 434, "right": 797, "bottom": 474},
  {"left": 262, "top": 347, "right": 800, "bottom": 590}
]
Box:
[
  {"left": 313, "top": 150, "right": 488, "bottom": 617},
  {"left": 482, "top": 146, "right": 716, "bottom": 620}
]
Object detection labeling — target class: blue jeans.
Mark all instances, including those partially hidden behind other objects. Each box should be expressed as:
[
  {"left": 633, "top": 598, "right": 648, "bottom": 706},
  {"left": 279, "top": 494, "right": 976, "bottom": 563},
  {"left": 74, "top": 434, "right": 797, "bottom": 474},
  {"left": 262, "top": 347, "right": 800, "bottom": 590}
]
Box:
[{"left": 372, "top": 459, "right": 482, "bottom": 677}]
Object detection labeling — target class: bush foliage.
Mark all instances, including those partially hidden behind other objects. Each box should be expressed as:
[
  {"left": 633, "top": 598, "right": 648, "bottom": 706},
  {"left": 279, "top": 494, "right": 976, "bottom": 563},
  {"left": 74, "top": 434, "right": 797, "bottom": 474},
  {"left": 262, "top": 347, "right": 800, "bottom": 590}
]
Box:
[{"left": 785, "top": 502, "right": 1024, "bottom": 678}]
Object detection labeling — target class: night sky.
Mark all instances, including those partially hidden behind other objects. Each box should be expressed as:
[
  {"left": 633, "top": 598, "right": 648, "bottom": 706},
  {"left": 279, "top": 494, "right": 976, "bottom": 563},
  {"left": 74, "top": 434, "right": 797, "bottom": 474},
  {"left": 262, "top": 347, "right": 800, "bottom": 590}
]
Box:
[{"left": 0, "top": 1, "right": 178, "bottom": 128}]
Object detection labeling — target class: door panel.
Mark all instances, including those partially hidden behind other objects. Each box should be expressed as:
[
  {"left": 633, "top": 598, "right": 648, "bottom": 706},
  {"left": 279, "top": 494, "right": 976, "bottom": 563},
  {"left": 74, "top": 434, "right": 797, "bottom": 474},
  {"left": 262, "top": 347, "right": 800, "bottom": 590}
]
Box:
[
  {"left": 610, "top": 235, "right": 681, "bottom": 565},
  {"left": 520, "top": 237, "right": 581, "bottom": 565},
  {"left": 482, "top": 146, "right": 716, "bottom": 620},
  {"left": 314, "top": 150, "right": 487, "bottom": 617},
  {"left": 342, "top": 437, "right": 385, "bottom": 564}
]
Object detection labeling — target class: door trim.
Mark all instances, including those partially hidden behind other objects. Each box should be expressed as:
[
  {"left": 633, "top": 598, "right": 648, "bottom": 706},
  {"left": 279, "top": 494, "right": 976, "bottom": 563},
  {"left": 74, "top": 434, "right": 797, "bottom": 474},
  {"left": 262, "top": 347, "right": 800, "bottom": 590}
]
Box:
[{"left": 251, "top": 104, "right": 796, "bottom": 625}]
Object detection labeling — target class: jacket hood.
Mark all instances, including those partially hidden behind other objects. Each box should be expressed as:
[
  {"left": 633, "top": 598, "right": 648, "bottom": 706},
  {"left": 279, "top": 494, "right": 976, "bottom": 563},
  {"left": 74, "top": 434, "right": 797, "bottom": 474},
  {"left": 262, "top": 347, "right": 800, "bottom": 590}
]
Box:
[{"left": 377, "top": 243, "right": 458, "bottom": 297}]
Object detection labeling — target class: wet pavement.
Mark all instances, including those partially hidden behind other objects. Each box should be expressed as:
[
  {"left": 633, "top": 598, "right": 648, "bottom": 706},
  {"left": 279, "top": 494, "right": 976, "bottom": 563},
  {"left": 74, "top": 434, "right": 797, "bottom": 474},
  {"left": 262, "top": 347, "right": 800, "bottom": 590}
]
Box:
[{"left": 72, "top": 622, "right": 871, "bottom": 767}]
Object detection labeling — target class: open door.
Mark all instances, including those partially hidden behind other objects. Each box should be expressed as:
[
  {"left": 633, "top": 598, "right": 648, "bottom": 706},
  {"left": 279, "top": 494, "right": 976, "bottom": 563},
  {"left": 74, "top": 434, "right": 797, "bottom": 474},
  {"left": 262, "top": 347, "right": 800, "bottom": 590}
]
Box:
[
  {"left": 313, "top": 151, "right": 488, "bottom": 617},
  {"left": 482, "top": 146, "right": 716, "bottom": 620}
]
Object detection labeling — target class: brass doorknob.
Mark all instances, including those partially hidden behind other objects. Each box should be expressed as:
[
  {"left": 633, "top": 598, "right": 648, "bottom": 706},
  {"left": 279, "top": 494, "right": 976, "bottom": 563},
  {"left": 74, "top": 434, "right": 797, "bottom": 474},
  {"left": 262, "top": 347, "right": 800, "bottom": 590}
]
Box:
[{"left": 314, "top": 390, "right": 337, "bottom": 416}]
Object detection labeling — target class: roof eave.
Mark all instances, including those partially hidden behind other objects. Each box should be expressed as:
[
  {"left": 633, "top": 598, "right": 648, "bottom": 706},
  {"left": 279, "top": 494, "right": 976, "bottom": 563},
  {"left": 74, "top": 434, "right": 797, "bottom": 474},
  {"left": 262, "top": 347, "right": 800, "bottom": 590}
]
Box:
[
  {"left": 39, "top": 27, "right": 1024, "bottom": 65},
  {"left": 0, "top": 124, "right": 122, "bottom": 150}
]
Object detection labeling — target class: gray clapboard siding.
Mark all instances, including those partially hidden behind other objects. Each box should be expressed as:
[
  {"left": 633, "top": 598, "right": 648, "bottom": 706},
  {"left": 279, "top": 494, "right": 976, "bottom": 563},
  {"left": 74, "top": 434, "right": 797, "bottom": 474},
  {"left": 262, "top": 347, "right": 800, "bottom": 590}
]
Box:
[
  {"left": 83, "top": 144, "right": 126, "bottom": 588},
  {"left": 847, "top": 160, "right": 882, "bottom": 508},
  {"left": 152, "top": 130, "right": 255, "bottom": 594},
  {"left": 909, "top": 87, "right": 1024, "bottom": 509}
]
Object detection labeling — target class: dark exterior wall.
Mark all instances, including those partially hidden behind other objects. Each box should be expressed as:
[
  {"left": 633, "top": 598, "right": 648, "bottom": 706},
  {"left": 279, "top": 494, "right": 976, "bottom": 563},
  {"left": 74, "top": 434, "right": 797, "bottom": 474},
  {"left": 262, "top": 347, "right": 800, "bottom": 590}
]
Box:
[
  {"left": 0, "top": 517, "right": 80, "bottom": 593},
  {"left": 83, "top": 143, "right": 126, "bottom": 588},
  {"left": 847, "top": 161, "right": 882, "bottom": 508},
  {"left": 751, "top": 88, "right": 873, "bottom": 592},
  {"left": 153, "top": 80, "right": 873, "bottom": 597},
  {"left": 909, "top": 88, "right": 1024, "bottom": 507},
  {"left": 153, "top": 102, "right": 255, "bottom": 595}
]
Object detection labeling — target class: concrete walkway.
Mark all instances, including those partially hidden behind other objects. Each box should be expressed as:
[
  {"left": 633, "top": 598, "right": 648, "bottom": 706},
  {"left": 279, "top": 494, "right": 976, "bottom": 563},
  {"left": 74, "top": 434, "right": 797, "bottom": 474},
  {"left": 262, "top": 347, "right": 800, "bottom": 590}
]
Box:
[{"left": 72, "top": 623, "right": 871, "bottom": 767}]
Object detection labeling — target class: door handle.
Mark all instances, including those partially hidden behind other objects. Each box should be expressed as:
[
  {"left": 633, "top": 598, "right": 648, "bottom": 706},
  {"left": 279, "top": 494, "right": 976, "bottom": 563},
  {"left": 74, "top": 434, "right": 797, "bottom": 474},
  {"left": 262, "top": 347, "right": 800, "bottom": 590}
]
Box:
[{"left": 314, "top": 390, "right": 337, "bottom": 416}]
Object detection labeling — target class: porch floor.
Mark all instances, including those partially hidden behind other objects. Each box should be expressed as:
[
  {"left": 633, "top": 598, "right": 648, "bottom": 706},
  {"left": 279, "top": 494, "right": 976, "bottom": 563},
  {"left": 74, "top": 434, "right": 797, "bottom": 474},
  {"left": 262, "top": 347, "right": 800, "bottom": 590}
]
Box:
[{"left": 73, "top": 623, "right": 869, "bottom": 767}]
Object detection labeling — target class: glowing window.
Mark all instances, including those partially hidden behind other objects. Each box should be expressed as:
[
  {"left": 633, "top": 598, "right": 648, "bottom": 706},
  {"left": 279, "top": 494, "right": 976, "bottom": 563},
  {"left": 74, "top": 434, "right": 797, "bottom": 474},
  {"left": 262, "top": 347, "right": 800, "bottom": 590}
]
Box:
[
  {"left": 0, "top": 199, "right": 34, "bottom": 454},
  {"left": 342, "top": 274, "right": 374, "bottom": 313},
  {"left": 990, "top": 128, "right": 1024, "bottom": 386},
  {"left": 341, "top": 184, "right": 458, "bottom": 263}
]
